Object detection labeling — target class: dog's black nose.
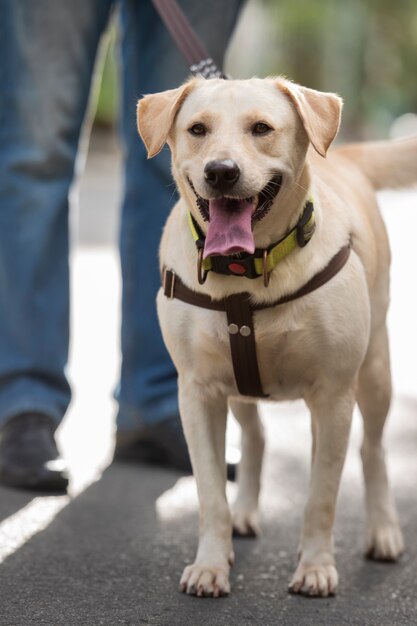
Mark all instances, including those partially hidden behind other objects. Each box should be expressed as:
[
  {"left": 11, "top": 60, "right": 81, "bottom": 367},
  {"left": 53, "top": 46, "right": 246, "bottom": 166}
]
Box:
[{"left": 204, "top": 160, "right": 240, "bottom": 191}]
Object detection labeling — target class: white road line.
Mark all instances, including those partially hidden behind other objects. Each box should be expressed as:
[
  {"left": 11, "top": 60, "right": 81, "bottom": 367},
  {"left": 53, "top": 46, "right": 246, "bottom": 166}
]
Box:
[
  {"left": 0, "top": 496, "right": 69, "bottom": 564},
  {"left": 0, "top": 474, "right": 101, "bottom": 565}
]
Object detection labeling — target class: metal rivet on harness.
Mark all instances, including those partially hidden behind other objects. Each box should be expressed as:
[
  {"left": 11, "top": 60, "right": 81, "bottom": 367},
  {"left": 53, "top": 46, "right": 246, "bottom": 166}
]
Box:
[
  {"left": 239, "top": 325, "right": 251, "bottom": 337},
  {"left": 228, "top": 323, "right": 239, "bottom": 335}
]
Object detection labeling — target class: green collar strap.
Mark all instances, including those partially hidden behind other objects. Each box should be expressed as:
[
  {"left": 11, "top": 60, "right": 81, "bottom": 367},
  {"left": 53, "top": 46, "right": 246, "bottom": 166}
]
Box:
[{"left": 189, "top": 199, "right": 316, "bottom": 286}]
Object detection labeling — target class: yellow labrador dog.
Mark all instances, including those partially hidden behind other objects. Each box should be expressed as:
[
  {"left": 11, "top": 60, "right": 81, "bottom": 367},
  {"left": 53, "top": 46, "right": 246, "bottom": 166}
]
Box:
[{"left": 137, "top": 77, "right": 417, "bottom": 598}]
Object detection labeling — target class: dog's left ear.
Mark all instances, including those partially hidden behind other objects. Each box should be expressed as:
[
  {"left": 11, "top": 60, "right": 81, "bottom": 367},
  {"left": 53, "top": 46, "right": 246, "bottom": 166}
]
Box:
[
  {"left": 277, "top": 79, "right": 343, "bottom": 157},
  {"left": 137, "top": 81, "right": 195, "bottom": 158}
]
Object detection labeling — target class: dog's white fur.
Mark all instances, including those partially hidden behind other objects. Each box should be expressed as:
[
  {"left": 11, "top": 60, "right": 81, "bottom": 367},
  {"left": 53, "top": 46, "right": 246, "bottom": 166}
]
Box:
[{"left": 137, "top": 77, "right": 417, "bottom": 598}]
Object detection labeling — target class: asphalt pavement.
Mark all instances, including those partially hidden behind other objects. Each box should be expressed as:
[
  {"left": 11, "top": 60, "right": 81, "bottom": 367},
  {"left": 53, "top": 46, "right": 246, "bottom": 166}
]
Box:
[{"left": 0, "top": 130, "right": 416, "bottom": 626}]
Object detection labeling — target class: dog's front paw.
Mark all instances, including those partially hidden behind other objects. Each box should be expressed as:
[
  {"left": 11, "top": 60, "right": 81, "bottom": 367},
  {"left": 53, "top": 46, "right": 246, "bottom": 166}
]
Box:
[
  {"left": 179, "top": 563, "right": 230, "bottom": 598},
  {"left": 232, "top": 509, "right": 260, "bottom": 538},
  {"left": 366, "top": 522, "right": 404, "bottom": 561},
  {"left": 288, "top": 561, "right": 338, "bottom": 597}
]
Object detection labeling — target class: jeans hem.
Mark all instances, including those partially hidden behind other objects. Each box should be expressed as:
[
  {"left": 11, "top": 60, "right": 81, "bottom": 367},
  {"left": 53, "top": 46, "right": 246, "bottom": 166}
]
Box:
[
  {"left": 0, "top": 402, "right": 64, "bottom": 428},
  {"left": 116, "top": 395, "right": 179, "bottom": 431}
]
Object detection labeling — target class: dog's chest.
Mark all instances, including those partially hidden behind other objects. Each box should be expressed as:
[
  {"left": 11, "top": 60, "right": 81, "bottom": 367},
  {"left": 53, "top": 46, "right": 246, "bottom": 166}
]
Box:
[{"left": 162, "top": 296, "right": 317, "bottom": 400}]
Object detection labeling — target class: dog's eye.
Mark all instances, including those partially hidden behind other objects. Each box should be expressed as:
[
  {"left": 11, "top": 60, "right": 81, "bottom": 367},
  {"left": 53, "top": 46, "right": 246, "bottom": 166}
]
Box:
[
  {"left": 188, "top": 123, "right": 206, "bottom": 136},
  {"left": 252, "top": 122, "right": 273, "bottom": 135}
]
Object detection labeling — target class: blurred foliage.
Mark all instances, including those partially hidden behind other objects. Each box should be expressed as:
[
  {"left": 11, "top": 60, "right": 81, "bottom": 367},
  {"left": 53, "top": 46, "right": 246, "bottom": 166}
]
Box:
[
  {"left": 94, "top": 1, "right": 417, "bottom": 138},
  {"left": 259, "top": 0, "right": 417, "bottom": 138}
]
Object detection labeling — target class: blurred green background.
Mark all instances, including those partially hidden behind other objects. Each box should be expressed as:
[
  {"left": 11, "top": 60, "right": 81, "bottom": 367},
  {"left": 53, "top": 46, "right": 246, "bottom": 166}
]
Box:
[{"left": 94, "top": 0, "right": 417, "bottom": 140}]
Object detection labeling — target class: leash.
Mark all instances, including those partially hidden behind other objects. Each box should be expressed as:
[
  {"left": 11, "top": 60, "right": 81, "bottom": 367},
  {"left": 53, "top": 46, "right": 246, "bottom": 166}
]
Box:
[
  {"left": 151, "top": 0, "right": 227, "bottom": 78},
  {"left": 162, "top": 243, "right": 351, "bottom": 398}
]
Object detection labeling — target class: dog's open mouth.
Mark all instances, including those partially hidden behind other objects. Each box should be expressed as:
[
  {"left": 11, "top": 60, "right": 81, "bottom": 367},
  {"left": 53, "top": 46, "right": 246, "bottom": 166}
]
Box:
[
  {"left": 203, "top": 196, "right": 256, "bottom": 257},
  {"left": 188, "top": 175, "right": 282, "bottom": 257}
]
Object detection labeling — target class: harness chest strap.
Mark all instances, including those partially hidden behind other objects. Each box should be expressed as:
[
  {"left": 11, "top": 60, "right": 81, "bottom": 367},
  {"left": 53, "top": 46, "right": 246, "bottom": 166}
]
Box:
[{"left": 162, "top": 243, "right": 351, "bottom": 398}]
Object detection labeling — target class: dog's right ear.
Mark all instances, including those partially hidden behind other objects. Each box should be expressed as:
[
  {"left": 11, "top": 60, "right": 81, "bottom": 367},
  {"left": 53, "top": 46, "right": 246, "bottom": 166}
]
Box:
[{"left": 137, "top": 81, "right": 195, "bottom": 158}]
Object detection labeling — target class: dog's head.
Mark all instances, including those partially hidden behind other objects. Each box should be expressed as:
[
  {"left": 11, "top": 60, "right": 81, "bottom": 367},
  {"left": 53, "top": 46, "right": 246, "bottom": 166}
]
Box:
[{"left": 137, "top": 77, "right": 342, "bottom": 257}]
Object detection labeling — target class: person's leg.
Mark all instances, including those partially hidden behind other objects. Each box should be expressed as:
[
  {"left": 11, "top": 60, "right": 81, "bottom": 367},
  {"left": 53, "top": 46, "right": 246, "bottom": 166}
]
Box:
[
  {"left": 117, "top": 0, "right": 244, "bottom": 433},
  {"left": 0, "top": 0, "right": 113, "bottom": 487}
]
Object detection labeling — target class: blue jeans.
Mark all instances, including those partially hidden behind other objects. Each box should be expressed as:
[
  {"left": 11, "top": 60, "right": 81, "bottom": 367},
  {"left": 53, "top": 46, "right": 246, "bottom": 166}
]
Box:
[{"left": 0, "top": 0, "right": 243, "bottom": 430}]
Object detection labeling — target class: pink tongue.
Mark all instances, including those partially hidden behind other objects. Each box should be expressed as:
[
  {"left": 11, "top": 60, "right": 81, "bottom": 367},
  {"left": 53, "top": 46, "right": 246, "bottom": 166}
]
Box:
[{"left": 203, "top": 198, "right": 256, "bottom": 258}]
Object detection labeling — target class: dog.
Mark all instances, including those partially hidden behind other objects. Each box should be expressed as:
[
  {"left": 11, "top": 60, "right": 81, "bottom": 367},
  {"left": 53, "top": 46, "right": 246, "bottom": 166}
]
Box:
[{"left": 137, "top": 76, "right": 417, "bottom": 598}]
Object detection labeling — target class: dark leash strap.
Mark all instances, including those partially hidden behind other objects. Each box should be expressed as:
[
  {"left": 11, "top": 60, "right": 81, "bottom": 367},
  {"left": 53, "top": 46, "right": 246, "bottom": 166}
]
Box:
[
  {"left": 162, "top": 243, "right": 351, "bottom": 398},
  {"left": 151, "top": 0, "right": 227, "bottom": 78}
]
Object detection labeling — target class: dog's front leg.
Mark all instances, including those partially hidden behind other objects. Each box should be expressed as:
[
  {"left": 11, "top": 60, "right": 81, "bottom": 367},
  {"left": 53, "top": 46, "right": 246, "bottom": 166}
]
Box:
[
  {"left": 178, "top": 383, "right": 232, "bottom": 598},
  {"left": 289, "top": 385, "right": 355, "bottom": 597}
]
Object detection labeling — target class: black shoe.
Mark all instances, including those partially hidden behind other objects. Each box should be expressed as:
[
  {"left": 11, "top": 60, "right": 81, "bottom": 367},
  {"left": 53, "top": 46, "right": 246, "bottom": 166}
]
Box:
[
  {"left": 0, "top": 413, "right": 69, "bottom": 491},
  {"left": 114, "top": 417, "right": 237, "bottom": 480}
]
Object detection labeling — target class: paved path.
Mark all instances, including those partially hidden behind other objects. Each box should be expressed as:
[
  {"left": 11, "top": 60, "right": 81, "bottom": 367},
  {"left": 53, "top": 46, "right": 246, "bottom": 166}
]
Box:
[{"left": 0, "top": 131, "right": 416, "bottom": 626}]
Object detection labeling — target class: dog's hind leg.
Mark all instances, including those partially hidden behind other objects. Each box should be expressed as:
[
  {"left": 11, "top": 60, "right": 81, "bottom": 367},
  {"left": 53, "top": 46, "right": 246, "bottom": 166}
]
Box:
[
  {"left": 357, "top": 323, "right": 404, "bottom": 561},
  {"left": 229, "top": 399, "right": 264, "bottom": 537}
]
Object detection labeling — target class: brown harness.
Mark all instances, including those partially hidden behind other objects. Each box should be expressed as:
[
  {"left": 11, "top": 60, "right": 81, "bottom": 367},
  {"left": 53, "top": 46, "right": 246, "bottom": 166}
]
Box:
[{"left": 162, "top": 243, "right": 351, "bottom": 398}]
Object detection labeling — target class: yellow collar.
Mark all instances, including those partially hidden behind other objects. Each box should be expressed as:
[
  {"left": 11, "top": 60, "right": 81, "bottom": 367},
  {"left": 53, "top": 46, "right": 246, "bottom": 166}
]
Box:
[{"left": 188, "top": 199, "right": 316, "bottom": 285}]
